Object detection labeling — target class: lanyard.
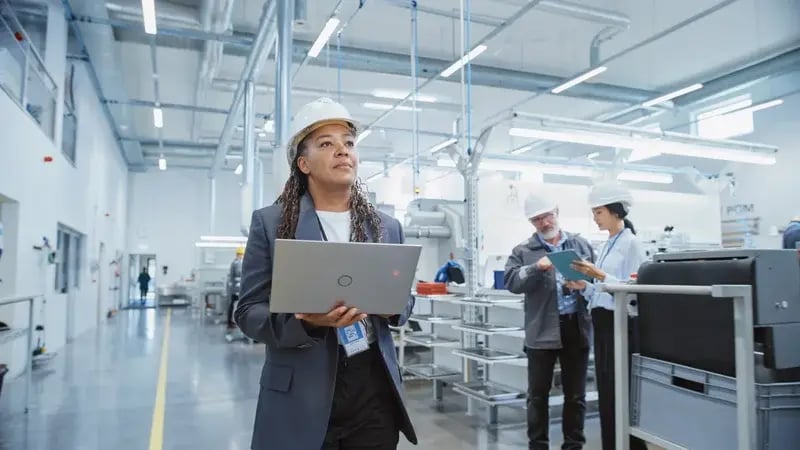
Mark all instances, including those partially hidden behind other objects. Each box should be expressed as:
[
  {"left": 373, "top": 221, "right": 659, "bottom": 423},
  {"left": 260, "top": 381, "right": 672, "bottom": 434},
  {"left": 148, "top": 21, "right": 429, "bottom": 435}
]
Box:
[{"left": 598, "top": 230, "right": 624, "bottom": 270}]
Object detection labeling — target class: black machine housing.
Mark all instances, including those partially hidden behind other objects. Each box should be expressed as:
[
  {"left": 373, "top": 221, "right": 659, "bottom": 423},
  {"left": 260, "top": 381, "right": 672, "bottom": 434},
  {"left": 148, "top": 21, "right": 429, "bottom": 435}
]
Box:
[{"left": 636, "top": 249, "right": 800, "bottom": 380}]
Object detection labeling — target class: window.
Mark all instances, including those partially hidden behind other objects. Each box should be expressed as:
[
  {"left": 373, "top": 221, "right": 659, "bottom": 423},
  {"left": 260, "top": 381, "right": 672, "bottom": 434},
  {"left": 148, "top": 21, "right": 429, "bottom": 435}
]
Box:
[
  {"left": 55, "top": 224, "right": 83, "bottom": 293},
  {"left": 694, "top": 95, "right": 754, "bottom": 140}
]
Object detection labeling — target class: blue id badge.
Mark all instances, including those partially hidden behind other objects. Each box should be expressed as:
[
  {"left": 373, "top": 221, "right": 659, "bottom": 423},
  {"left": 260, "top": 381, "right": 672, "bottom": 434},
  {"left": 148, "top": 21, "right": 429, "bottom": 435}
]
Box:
[{"left": 337, "top": 321, "right": 370, "bottom": 357}]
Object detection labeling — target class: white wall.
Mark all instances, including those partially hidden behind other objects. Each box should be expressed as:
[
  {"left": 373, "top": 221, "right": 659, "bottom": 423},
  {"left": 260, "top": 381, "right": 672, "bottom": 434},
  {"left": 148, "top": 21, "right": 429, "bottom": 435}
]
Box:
[
  {"left": 718, "top": 84, "right": 800, "bottom": 248},
  {"left": 0, "top": 62, "right": 127, "bottom": 378},
  {"left": 126, "top": 170, "right": 244, "bottom": 290}
]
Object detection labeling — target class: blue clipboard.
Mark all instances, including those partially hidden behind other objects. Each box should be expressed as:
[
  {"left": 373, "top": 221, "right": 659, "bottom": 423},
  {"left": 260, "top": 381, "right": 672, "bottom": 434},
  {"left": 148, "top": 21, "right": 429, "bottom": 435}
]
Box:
[{"left": 547, "top": 250, "right": 593, "bottom": 281}]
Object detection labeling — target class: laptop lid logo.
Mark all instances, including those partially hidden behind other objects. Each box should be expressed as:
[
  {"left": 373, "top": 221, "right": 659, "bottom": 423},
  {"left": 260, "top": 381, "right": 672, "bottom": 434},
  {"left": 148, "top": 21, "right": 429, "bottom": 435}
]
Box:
[{"left": 338, "top": 275, "right": 353, "bottom": 287}]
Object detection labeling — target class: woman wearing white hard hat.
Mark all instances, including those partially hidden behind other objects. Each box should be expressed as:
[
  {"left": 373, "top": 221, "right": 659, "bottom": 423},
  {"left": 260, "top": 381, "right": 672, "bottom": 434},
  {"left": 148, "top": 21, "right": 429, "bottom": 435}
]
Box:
[
  {"left": 236, "top": 97, "right": 417, "bottom": 450},
  {"left": 565, "top": 181, "right": 648, "bottom": 450}
]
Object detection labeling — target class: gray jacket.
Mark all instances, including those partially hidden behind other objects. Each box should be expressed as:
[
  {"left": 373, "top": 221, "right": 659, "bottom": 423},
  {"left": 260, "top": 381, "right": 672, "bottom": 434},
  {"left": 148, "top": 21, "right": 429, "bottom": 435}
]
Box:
[
  {"left": 504, "top": 232, "right": 595, "bottom": 350},
  {"left": 235, "top": 193, "right": 417, "bottom": 450}
]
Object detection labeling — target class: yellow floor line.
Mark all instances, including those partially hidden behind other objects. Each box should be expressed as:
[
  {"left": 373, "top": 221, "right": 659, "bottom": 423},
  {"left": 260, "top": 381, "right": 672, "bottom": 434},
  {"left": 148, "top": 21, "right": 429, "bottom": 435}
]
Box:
[{"left": 148, "top": 309, "right": 172, "bottom": 450}]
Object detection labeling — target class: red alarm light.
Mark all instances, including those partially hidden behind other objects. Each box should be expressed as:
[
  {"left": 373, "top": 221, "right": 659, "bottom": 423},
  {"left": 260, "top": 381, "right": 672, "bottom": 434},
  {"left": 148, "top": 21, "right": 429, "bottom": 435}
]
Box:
[{"left": 43, "top": 155, "right": 54, "bottom": 163}]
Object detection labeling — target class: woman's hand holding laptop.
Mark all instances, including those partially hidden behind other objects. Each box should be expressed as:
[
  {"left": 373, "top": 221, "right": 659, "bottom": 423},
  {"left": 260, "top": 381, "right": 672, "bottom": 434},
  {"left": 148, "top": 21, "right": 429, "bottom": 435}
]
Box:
[{"left": 295, "top": 303, "right": 397, "bottom": 328}]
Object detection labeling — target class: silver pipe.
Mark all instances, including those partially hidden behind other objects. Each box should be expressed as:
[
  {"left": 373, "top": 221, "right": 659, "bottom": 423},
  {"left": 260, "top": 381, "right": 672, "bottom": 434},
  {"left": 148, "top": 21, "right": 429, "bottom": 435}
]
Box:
[
  {"left": 210, "top": 177, "right": 217, "bottom": 233},
  {"left": 273, "top": 0, "right": 293, "bottom": 192},
  {"left": 364, "top": 0, "right": 544, "bottom": 132},
  {"left": 294, "top": 0, "right": 307, "bottom": 26},
  {"left": 410, "top": 2, "right": 420, "bottom": 199},
  {"left": 105, "top": 0, "right": 201, "bottom": 27},
  {"left": 243, "top": 80, "right": 256, "bottom": 189},
  {"left": 403, "top": 226, "right": 452, "bottom": 239},
  {"left": 210, "top": 0, "right": 278, "bottom": 174},
  {"left": 291, "top": 1, "right": 343, "bottom": 82}
]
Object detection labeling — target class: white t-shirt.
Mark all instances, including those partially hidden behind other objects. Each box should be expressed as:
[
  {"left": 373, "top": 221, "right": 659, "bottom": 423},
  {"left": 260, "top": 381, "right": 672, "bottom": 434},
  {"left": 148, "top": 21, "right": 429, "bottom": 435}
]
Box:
[{"left": 316, "top": 210, "right": 376, "bottom": 344}]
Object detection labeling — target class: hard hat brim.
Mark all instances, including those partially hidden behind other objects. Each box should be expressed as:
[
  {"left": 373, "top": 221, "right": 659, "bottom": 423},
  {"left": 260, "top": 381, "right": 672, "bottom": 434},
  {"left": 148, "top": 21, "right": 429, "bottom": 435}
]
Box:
[{"left": 288, "top": 118, "right": 361, "bottom": 164}]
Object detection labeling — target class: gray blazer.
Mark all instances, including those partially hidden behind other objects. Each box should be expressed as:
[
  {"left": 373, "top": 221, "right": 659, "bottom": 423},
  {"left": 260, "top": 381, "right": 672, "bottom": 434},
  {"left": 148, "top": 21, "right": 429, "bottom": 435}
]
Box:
[
  {"left": 235, "top": 193, "right": 418, "bottom": 450},
  {"left": 503, "top": 232, "right": 595, "bottom": 350}
]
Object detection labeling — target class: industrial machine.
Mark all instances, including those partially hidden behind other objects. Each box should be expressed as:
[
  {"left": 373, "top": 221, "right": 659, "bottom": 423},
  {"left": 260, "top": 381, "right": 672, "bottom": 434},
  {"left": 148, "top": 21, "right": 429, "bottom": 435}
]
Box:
[{"left": 632, "top": 249, "right": 800, "bottom": 449}]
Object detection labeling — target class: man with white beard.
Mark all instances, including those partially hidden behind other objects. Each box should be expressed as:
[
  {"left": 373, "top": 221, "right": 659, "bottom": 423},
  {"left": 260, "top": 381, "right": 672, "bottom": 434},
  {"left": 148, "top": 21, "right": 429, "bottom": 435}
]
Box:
[{"left": 504, "top": 193, "right": 596, "bottom": 450}]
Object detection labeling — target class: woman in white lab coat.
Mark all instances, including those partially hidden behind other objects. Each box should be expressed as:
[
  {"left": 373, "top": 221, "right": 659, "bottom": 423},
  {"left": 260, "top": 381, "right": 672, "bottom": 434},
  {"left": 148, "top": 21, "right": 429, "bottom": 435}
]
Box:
[{"left": 566, "top": 181, "right": 648, "bottom": 450}]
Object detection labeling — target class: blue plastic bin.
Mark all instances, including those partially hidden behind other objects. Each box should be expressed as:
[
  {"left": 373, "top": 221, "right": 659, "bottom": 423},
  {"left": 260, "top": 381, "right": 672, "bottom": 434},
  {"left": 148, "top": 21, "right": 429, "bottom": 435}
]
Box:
[{"left": 493, "top": 270, "right": 505, "bottom": 289}]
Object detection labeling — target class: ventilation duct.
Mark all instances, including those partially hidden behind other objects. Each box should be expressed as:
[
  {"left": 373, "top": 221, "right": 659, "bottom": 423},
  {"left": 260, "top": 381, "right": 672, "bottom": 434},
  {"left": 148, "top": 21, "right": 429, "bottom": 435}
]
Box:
[{"left": 105, "top": 0, "right": 201, "bottom": 28}]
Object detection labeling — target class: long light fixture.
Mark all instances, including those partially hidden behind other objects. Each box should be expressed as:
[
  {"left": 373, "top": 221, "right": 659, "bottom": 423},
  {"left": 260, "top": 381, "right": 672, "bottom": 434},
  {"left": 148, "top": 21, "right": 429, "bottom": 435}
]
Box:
[
  {"left": 200, "top": 235, "right": 248, "bottom": 243},
  {"left": 429, "top": 138, "right": 458, "bottom": 153},
  {"left": 372, "top": 89, "right": 437, "bottom": 103},
  {"left": 435, "top": 159, "right": 673, "bottom": 184},
  {"left": 234, "top": 163, "right": 243, "bottom": 175},
  {"left": 736, "top": 98, "right": 784, "bottom": 115},
  {"left": 551, "top": 66, "right": 608, "bottom": 94},
  {"left": 356, "top": 129, "right": 372, "bottom": 144},
  {"left": 363, "top": 102, "right": 421, "bottom": 112},
  {"left": 195, "top": 242, "right": 244, "bottom": 249},
  {"left": 153, "top": 107, "right": 163, "bottom": 128},
  {"left": 158, "top": 155, "right": 167, "bottom": 171},
  {"left": 440, "top": 44, "right": 488, "bottom": 78},
  {"left": 642, "top": 83, "right": 704, "bottom": 108},
  {"left": 141, "top": 0, "right": 157, "bottom": 34},
  {"left": 308, "top": 17, "right": 340, "bottom": 58},
  {"left": 509, "top": 120, "right": 777, "bottom": 165},
  {"left": 263, "top": 119, "right": 275, "bottom": 133}
]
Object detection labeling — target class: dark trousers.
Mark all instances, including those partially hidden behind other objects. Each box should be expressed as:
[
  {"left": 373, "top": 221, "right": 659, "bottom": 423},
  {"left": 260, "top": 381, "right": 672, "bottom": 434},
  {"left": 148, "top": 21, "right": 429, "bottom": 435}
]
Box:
[
  {"left": 592, "top": 309, "right": 647, "bottom": 450},
  {"left": 139, "top": 285, "right": 148, "bottom": 300},
  {"left": 227, "top": 295, "right": 238, "bottom": 328},
  {"left": 527, "top": 313, "right": 589, "bottom": 450},
  {"left": 323, "top": 344, "right": 401, "bottom": 450}
]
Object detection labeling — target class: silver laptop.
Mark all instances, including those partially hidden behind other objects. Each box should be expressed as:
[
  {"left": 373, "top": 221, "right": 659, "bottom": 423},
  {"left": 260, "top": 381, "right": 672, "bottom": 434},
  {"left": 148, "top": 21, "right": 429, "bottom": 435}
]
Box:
[{"left": 270, "top": 239, "right": 422, "bottom": 315}]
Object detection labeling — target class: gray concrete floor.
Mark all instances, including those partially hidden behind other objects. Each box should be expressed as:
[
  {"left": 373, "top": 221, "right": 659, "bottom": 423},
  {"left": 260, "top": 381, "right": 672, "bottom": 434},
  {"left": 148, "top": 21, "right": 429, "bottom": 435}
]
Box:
[{"left": 0, "top": 308, "right": 604, "bottom": 449}]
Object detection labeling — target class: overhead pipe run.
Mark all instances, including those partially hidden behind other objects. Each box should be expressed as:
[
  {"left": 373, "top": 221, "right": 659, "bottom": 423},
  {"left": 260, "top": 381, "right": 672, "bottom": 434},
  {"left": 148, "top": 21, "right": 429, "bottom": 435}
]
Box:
[
  {"left": 104, "top": 0, "right": 200, "bottom": 28},
  {"left": 210, "top": 0, "right": 278, "bottom": 175}
]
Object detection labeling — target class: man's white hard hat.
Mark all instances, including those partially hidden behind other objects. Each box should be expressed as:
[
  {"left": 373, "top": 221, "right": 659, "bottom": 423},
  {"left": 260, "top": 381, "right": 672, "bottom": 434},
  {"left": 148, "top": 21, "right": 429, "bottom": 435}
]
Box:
[
  {"left": 524, "top": 193, "right": 557, "bottom": 219},
  {"left": 588, "top": 181, "right": 633, "bottom": 210},
  {"left": 286, "top": 97, "right": 360, "bottom": 166}
]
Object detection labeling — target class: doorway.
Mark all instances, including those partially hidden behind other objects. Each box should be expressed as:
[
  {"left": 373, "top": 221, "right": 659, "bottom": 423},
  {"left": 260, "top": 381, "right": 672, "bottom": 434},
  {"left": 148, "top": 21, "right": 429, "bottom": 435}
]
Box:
[{"left": 127, "top": 254, "right": 156, "bottom": 309}]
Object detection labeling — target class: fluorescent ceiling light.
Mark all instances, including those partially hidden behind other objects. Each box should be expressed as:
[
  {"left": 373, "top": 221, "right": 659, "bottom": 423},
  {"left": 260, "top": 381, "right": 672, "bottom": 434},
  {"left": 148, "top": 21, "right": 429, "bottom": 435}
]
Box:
[
  {"left": 158, "top": 156, "right": 166, "bottom": 171},
  {"left": 371, "top": 89, "right": 437, "bottom": 103},
  {"left": 195, "top": 242, "right": 244, "bottom": 249},
  {"left": 141, "top": 0, "right": 157, "bottom": 34},
  {"left": 365, "top": 172, "right": 384, "bottom": 182},
  {"left": 200, "top": 235, "right": 248, "bottom": 242},
  {"left": 153, "top": 107, "right": 163, "bottom": 128},
  {"left": 509, "top": 127, "right": 775, "bottom": 165},
  {"left": 739, "top": 98, "right": 783, "bottom": 114},
  {"left": 429, "top": 138, "right": 458, "bottom": 153},
  {"left": 308, "top": 17, "right": 340, "bottom": 58},
  {"left": 440, "top": 44, "right": 488, "bottom": 78},
  {"left": 617, "top": 171, "right": 673, "bottom": 184},
  {"left": 263, "top": 119, "right": 275, "bottom": 133},
  {"left": 356, "top": 129, "right": 372, "bottom": 144},
  {"left": 234, "top": 163, "right": 243, "bottom": 175},
  {"left": 435, "top": 159, "right": 672, "bottom": 184},
  {"left": 697, "top": 99, "right": 752, "bottom": 120},
  {"left": 642, "top": 83, "right": 703, "bottom": 108},
  {"left": 551, "top": 66, "right": 607, "bottom": 94},
  {"left": 587, "top": 152, "right": 600, "bottom": 159},
  {"left": 363, "top": 102, "right": 421, "bottom": 112}
]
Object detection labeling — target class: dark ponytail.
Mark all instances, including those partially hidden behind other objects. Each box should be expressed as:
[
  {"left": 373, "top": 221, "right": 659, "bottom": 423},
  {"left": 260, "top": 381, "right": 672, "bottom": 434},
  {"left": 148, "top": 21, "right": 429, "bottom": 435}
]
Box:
[
  {"left": 606, "top": 202, "right": 636, "bottom": 235},
  {"left": 623, "top": 218, "right": 636, "bottom": 235}
]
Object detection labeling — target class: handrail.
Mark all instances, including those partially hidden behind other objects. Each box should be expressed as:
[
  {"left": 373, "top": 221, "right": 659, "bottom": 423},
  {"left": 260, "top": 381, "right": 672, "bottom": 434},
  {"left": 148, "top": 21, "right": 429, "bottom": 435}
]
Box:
[
  {"left": 599, "top": 283, "right": 755, "bottom": 450},
  {"left": 0, "top": 293, "right": 42, "bottom": 414}
]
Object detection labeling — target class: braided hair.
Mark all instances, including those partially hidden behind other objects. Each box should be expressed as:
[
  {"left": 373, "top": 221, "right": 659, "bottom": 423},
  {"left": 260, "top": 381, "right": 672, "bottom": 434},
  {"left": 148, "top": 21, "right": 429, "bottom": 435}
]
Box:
[{"left": 276, "top": 139, "right": 383, "bottom": 243}]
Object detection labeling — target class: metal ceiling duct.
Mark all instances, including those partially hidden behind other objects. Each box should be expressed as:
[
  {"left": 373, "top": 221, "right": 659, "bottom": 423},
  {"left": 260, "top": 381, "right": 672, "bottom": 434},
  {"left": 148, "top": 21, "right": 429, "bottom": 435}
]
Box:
[
  {"left": 66, "top": 0, "right": 145, "bottom": 167},
  {"left": 211, "top": 0, "right": 279, "bottom": 174},
  {"left": 104, "top": 0, "right": 200, "bottom": 28}
]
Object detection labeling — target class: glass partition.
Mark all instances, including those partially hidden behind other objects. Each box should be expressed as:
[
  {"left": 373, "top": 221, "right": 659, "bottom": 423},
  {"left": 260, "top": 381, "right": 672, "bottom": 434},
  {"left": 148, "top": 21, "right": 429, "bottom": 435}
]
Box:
[{"left": 0, "top": 0, "right": 58, "bottom": 140}]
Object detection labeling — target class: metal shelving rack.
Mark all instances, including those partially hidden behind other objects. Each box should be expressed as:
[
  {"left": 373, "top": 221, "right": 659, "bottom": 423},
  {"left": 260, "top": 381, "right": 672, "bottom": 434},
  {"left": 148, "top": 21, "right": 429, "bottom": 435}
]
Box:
[{"left": 399, "top": 294, "right": 463, "bottom": 400}]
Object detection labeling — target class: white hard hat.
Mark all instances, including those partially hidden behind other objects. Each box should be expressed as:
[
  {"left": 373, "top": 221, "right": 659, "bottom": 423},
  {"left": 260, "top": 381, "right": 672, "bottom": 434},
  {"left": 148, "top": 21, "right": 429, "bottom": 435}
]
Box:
[
  {"left": 588, "top": 181, "right": 633, "bottom": 209},
  {"left": 524, "top": 193, "right": 557, "bottom": 219},
  {"left": 286, "top": 97, "right": 360, "bottom": 165}
]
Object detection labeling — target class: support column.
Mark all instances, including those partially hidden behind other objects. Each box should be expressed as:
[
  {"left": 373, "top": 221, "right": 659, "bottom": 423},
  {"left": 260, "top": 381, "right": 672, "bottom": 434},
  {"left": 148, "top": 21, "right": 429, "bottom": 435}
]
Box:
[
  {"left": 209, "top": 177, "right": 217, "bottom": 233},
  {"left": 241, "top": 80, "right": 257, "bottom": 233},
  {"left": 272, "top": 0, "right": 294, "bottom": 195}
]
